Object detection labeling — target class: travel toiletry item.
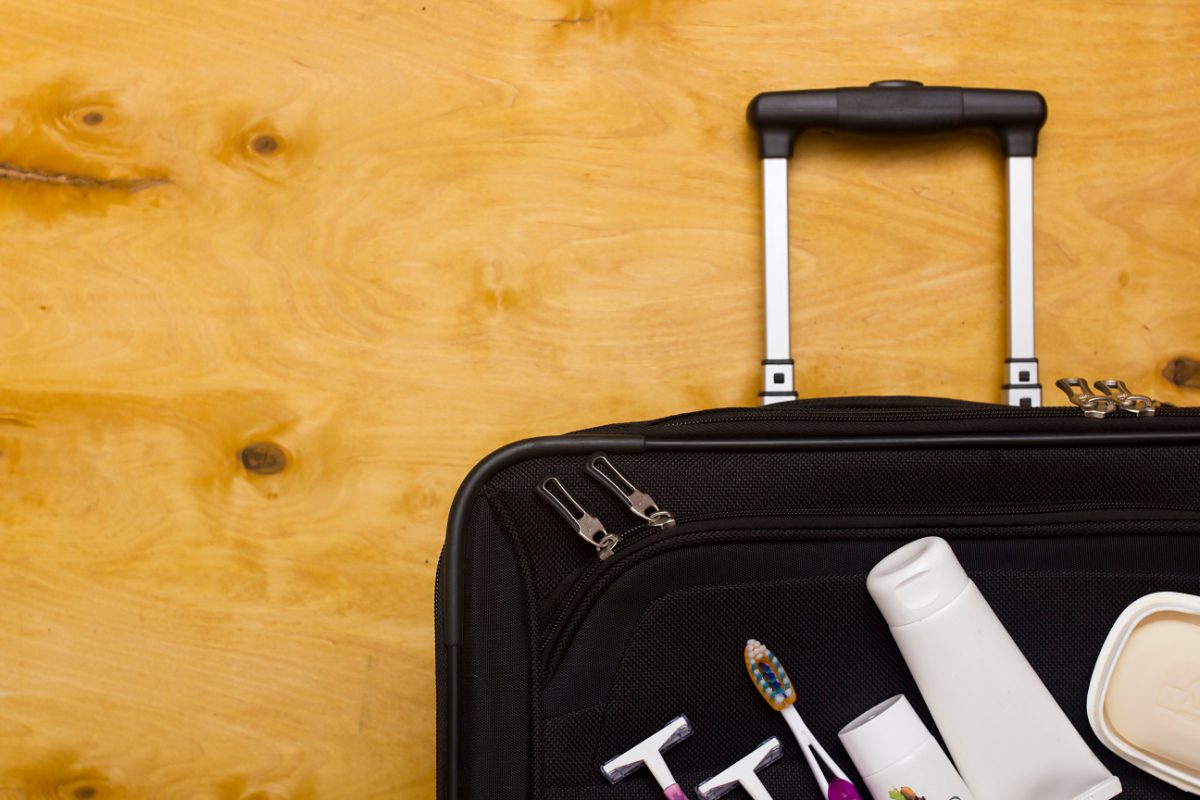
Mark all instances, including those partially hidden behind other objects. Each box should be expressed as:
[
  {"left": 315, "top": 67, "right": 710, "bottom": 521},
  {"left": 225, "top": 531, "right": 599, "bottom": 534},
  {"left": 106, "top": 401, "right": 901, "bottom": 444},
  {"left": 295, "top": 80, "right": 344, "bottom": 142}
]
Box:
[
  {"left": 697, "top": 737, "right": 783, "bottom": 800},
  {"left": 744, "top": 640, "right": 863, "bottom": 800},
  {"left": 601, "top": 715, "right": 694, "bottom": 799},
  {"left": 838, "top": 694, "right": 974, "bottom": 800},
  {"left": 1087, "top": 591, "right": 1200, "bottom": 794},
  {"left": 867, "top": 537, "right": 1121, "bottom": 800}
]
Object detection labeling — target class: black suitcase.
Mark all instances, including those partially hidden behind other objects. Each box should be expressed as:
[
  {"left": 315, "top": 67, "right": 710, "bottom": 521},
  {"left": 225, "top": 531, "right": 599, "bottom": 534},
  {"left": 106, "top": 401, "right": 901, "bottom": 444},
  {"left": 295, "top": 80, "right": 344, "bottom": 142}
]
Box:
[{"left": 435, "top": 82, "right": 1200, "bottom": 800}]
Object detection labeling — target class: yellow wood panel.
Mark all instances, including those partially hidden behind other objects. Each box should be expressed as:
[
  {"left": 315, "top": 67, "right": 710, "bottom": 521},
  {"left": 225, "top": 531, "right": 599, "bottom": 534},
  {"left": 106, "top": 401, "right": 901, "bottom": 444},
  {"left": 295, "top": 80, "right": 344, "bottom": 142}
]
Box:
[{"left": 0, "top": 0, "right": 1196, "bottom": 797}]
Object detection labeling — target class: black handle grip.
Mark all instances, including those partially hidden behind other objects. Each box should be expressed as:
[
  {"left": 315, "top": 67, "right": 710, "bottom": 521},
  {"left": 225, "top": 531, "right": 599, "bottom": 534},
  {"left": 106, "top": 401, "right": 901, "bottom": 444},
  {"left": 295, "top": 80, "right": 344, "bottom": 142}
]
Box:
[{"left": 747, "top": 80, "right": 1047, "bottom": 159}]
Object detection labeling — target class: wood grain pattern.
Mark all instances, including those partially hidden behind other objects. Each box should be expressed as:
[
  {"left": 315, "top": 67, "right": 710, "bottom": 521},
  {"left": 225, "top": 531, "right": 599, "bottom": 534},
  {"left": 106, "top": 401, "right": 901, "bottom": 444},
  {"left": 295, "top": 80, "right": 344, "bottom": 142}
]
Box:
[{"left": 0, "top": 0, "right": 1196, "bottom": 797}]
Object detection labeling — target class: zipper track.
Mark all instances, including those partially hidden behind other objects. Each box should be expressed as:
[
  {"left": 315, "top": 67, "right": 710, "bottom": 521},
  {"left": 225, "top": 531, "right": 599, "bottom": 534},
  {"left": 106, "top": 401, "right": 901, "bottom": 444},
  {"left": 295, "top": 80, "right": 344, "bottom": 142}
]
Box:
[
  {"left": 537, "top": 503, "right": 1200, "bottom": 666},
  {"left": 541, "top": 418, "right": 1200, "bottom": 656},
  {"left": 657, "top": 406, "right": 1200, "bottom": 427},
  {"left": 538, "top": 520, "right": 654, "bottom": 651}
]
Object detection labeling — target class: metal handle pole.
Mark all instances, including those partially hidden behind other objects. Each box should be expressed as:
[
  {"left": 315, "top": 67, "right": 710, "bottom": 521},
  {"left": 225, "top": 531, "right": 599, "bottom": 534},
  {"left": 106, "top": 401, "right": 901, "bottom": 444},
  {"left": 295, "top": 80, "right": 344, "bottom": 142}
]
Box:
[
  {"left": 1003, "top": 156, "right": 1041, "bottom": 407},
  {"left": 761, "top": 158, "right": 797, "bottom": 404}
]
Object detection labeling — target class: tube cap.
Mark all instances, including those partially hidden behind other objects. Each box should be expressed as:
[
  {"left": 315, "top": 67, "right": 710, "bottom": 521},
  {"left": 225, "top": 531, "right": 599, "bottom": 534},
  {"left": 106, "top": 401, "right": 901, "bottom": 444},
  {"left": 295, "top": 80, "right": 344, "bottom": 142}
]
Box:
[
  {"left": 867, "top": 536, "right": 970, "bottom": 627},
  {"left": 838, "top": 695, "right": 932, "bottom": 779}
]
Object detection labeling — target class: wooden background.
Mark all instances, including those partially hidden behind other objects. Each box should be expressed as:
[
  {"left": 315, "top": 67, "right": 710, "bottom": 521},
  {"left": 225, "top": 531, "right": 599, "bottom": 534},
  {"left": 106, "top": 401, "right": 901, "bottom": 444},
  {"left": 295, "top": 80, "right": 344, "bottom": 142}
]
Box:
[{"left": 0, "top": 0, "right": 1196, "bottom": 797}]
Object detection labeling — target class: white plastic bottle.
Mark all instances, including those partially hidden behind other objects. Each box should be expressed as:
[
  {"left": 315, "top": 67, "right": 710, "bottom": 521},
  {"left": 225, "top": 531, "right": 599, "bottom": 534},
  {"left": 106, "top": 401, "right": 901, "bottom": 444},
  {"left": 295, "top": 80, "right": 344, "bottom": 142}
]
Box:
[
  {"left": 867, "top": 537, "right": 1122, "bottom": 800},
  {"left": 839, "top": 694, "right": 974, "bottom": 800}
]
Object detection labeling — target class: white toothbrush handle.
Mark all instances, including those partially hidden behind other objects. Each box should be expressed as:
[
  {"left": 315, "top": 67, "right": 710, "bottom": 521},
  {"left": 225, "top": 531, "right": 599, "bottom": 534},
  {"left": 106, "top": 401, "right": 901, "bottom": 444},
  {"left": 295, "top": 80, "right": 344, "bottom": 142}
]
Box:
[
  {"left": 782, "top": 705, "right": 829, "bottom": 795},
  {"left": 809, "top": 738, "right": 849, "bottom": 782},
  {"left": 803, "top": 723, "right": 849, "bottom": 783},
  {"left": 782, "top": 705, "right": 850, "bottom": 783}
]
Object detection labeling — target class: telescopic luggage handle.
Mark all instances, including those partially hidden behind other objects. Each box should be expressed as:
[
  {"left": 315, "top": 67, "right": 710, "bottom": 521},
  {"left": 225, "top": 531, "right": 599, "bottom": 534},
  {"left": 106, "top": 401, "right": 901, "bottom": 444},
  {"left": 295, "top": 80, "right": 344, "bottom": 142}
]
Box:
[
  {"left": 747, "top": 80, "right": 1048, "bottom": 407},
  {"left": 748, "top": 81, "right": 1047, "bottom": 158}
]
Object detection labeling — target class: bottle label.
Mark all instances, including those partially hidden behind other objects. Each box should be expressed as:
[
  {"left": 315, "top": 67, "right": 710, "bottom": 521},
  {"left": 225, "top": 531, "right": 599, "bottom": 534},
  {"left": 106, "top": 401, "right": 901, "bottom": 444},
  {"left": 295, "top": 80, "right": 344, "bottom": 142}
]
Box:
[{"left": 889, "top": 788, "right": 962, "bottom": 800}]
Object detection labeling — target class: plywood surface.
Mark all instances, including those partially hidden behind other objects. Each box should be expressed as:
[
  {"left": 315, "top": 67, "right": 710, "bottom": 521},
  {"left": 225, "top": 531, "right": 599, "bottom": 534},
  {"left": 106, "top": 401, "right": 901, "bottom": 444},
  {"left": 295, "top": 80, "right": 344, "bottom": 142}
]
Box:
[{"left": 0, "top": 1, "right": 1196, "bottom": 797}]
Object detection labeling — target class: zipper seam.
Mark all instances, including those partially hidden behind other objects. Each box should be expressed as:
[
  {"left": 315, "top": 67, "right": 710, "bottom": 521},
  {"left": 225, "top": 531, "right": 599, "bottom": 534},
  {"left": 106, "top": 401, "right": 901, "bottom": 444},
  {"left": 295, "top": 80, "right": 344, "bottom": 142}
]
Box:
[
  {"left": 537, "top": 506, "right": 1200, "bottom": 665},
  {"left": 657, "top": 407, "right": 1200, "bottom": 427},
  {"left": 541, "top": 516, "right": 1200, "bottom": 675}
]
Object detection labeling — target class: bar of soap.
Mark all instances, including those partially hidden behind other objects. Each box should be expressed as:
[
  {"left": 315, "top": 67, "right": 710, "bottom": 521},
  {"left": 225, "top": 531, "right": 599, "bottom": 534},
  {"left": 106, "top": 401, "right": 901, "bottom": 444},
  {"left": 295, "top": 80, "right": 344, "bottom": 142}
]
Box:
[{"left": 1104, "top": 610, "right": 1200, "bottom": 773}]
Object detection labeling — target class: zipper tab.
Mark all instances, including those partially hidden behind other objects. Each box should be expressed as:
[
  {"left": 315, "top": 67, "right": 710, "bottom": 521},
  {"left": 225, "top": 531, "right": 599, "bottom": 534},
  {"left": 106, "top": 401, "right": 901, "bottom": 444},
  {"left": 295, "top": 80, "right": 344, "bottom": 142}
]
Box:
[
  {"left": 586, "top": 454, "right": 677, "bottom": 529},
  {"left": 1055, "top": 378, "right": 1118, "bottom": 419},
  {"left": 1094, "top": 379, "right": 1159, "bottom": 417},
  {"left": 538, "top": 477, "right": 621, "bottom": 560}
]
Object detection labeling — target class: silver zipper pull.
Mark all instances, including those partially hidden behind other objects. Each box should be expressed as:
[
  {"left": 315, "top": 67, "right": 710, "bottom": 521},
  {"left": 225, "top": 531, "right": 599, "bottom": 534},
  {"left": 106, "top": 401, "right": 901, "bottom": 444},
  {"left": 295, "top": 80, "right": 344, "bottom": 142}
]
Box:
[
  {"left": 538, "top": 477, "right": 621, "bottom": 559},
  {"left": 586, "top": 454, "right": 677, "bottom": 529},
  {"left": 1055, "top": 377, "right": 1118, "bottom": 419},
  {"left": 1093, "top": 379, "right": 1159, "bottom": 417}
]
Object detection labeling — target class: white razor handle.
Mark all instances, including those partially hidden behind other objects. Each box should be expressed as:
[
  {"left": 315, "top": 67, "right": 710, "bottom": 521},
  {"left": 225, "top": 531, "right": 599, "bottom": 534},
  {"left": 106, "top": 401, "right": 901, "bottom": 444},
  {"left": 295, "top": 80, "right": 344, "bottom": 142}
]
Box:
[
  {"left": 698, "top": 737, "right": 783, "bottom": 800},
  {"left": 601, "top": 715, "right": 693, "bottom": 797}
]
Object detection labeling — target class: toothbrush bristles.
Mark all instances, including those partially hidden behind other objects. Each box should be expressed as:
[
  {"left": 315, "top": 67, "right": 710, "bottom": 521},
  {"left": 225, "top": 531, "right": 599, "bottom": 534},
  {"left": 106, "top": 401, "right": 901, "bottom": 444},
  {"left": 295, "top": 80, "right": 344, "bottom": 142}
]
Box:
[{"left": 744, "top": 639, "right": 796, "bottom": 712}]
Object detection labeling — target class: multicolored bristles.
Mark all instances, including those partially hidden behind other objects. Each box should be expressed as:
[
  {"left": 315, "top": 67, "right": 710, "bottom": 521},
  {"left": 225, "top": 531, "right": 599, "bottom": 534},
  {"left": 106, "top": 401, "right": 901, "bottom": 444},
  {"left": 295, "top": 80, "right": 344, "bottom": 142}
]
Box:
[{"left": 745, "top": 639, "right": 796, "bottom": 712}]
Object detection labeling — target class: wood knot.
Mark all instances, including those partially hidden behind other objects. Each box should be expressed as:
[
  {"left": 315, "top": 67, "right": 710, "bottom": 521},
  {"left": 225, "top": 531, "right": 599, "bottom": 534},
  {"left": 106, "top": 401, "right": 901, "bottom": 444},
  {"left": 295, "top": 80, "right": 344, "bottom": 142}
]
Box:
[
  {"left": 244, "top": 129, "right": 285, "bottom": 160},
  {"left": 1164, "top": 357, "right": 1200, "bottom": 388},
  {"left": 251, "top": 134, "right": 279, "bottom": 155},
  {"left": 240, "top": 442, "right": 287, "bottom": 475},
  {"left": 65, "top": 103, "right": 119, "bottom": 135},
  {"left": 53, "top": 774, "right": 117, "bottom": 800},
  {"left": 220, "top": 119, "right": 308, "bottom": 178}
]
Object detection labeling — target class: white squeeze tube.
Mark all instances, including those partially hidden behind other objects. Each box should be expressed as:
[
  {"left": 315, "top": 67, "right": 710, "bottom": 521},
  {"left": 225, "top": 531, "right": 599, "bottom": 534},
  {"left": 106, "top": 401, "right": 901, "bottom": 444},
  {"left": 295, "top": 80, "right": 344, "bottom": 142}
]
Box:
[{"left": 866, "top": 537, "right": 1122, "bottom": 800}]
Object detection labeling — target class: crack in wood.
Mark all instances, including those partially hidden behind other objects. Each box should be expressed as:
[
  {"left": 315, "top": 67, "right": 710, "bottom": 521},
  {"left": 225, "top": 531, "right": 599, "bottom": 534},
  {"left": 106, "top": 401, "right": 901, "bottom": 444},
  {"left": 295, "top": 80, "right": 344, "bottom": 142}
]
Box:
[{"left": 0, "top": 162, "right": 168, "bottom": 191}]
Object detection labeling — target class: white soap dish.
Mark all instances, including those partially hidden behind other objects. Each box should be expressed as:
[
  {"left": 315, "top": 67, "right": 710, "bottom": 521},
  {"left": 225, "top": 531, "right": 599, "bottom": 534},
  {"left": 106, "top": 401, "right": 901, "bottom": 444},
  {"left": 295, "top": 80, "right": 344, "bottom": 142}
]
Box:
[{"left": 1087, "top": 591, "right": 1200, "bottom": 795}]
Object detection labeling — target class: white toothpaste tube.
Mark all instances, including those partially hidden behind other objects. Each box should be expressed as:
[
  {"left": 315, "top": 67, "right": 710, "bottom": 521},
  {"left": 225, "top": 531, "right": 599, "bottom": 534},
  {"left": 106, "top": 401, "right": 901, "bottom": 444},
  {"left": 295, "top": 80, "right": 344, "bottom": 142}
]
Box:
[{"left": 867, "top": 537, "right": 1122, "bottom": 800}]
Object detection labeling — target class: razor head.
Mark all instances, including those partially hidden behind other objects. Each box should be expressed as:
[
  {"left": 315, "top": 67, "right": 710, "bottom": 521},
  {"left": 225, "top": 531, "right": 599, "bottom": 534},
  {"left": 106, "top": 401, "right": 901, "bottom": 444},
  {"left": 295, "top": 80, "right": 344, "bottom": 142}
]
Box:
[
  {"left": 697, "top": 737, "right": 783, "bottom": 800},
  {"left": 601, "top": 715, "right": 693, "bottom": 784}
]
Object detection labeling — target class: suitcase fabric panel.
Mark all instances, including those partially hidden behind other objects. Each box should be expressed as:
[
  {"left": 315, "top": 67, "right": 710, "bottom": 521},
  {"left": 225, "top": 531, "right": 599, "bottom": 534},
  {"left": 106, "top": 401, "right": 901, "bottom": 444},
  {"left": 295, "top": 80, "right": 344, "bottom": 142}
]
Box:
[
  {"left": 540, "top": 543, "right": 1200, "bottom": 799},
  {"left": 446, "top": 441, "right": 1200, "bottom": 799}
]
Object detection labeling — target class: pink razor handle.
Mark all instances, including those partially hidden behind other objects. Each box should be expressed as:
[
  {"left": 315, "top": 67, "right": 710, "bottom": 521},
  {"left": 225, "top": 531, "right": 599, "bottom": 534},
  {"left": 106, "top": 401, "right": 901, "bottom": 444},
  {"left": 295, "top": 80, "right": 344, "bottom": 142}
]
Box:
[
  {"left": 827, "top": 779, "right": 862, "bottom": 800},
  {"left": 663, "top": 784, "right": 688, "bottom": 800}
]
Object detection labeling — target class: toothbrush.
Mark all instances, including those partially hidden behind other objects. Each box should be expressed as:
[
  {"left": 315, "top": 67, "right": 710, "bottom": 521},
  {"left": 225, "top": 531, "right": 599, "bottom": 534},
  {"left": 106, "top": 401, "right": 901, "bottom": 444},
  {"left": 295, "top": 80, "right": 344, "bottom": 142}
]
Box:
[{"left": 744, "top": 639, "right": 863, "bottom": 800}]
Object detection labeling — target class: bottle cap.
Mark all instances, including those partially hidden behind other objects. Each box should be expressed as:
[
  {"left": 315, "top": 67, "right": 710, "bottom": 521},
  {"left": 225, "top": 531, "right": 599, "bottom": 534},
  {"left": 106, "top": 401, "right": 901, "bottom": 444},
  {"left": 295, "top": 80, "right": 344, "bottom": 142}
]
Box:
[
  {"left": 838, "top": 695, "right": 932, "bottom": 779},
  {"left": 867, "top": 536, "right": 970, "bottom": 627}
]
